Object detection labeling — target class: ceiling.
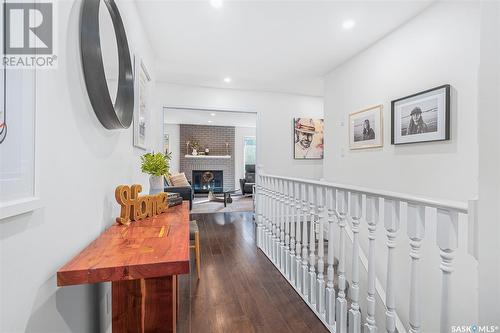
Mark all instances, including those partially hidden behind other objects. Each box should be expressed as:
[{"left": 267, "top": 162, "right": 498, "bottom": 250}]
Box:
[
  {"left": 164, "top": 108, "right": 257, "bottom": 128},
  {"left": 136, "top": 0, "right": 432, "bottom": 96}
]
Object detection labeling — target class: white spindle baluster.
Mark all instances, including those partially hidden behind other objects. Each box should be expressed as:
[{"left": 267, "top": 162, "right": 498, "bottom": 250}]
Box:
[
  {"left": 309, "top": 185, "right": 317, "bottom": 305},
  {"left": 336, "top": 189, "right": 348, "bottom": 333},
  {"left": 407, "top": 203, "right": 425, "bottom": 333},
  {"left": 437, "top": 209, "right": 458, "bottom": 333},
  {"left": 349, "top": 192, "right": 362, "bottom": 333},
  {"left": 302, "top": 183, "right": 310, "bottom": 298},
  {"left": 273, "top": 178, "right": 279, "bottom": 263},
  {"left": 326, "top": 187, "right": 336, "bottom": 326},
  {"left": 295, "top": 182, "right": 303, "bottom": 292},
  {"left": 316, "top": 186, "right": 326, "bottom": 315},
  {"left": 289, "top": 181, "right": 296, "bottom": 283},
  {"left": 273, "top": 178, "right": 281, "bottom": 268},
  {"left": 279, "top": 179, "right": 286, "bottom": 271},
  {"left": 257, "top": 176, "right": 262, "bottom": 249},
  {"left": 267, "top": 177, "right": 272, "bottom": 256},
  {"left": 284, "top": 180, "right": 291, "bottom": 277},
  {"left": 267, "top": 177, "right": 272, "bottom": 257},
  {"left": 364, "top": 195, "right": 380, "bottom": 333},
  {"left": 256, "top": 177, "right": 262, "bottom": 248},
  {"left": 384, "top": 199, "right": 400, "bottom": 333},
  {"left": 263, "top": 177, "right": 268, "bottom": 254}
]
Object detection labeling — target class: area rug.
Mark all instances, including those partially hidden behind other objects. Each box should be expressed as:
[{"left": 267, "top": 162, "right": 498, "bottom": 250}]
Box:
[{"left": 191, "top": 195, "right": 254, "bottom": 214}]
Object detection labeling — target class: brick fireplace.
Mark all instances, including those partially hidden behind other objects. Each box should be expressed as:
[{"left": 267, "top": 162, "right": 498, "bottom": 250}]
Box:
[
  {"left": 179, "top": 124, "right": 235, "bottom": 191},
  {"left": 191, "top": 170, "right": 224, "bottom": 193}
]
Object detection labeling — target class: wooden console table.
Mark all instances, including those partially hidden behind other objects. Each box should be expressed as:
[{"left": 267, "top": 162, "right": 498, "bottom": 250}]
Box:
[{"left": 57, "top": 202, "right": 190, "bottom": 333}]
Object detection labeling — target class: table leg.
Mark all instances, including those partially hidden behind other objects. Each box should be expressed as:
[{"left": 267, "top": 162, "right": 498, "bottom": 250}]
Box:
[
  {"left": 112, "top": 276, "right": 176, "bottom": 333},
  {"left": 112, "top": 280, "right": 143, "bottom": 333}
]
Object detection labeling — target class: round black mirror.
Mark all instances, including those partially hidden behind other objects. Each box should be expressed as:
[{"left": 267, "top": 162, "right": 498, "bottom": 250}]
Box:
[{"left": 80, "top": 0, "right": 134, "bottom": 129}]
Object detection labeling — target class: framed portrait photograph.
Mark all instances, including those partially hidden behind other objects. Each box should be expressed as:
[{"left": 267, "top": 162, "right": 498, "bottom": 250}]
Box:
[
  {"left": 391, "top": 85, "right": 450, "bottom": 145},
  {"left": 294, "top": 118, "right": 324, "bottom": 159},
  {"left": 349, "top": 105, "right": 383, "bottom": 150}
]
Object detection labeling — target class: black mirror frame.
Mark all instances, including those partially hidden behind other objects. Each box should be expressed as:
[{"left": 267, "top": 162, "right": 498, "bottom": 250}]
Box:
[{"left": 80, "top": 0, "right": 134, "bottom": 129}]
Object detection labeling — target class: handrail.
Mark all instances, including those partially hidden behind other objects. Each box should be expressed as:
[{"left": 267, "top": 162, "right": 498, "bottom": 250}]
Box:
[{"left": 258, "top": 172, "right": 468, "bottom": 213}]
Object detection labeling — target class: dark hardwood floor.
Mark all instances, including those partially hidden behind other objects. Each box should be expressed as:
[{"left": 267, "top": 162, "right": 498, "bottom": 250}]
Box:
[{"left": 177, "top": 211, "right": 329, "bottom": 333}]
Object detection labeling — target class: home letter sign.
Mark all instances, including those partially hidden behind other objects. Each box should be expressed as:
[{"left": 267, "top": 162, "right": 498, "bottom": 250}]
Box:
[{"left": 115, "top": 184, "right": 168, "bottom": 225}]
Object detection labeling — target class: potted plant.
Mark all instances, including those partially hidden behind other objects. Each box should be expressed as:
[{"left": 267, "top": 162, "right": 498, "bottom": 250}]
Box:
[
  {"left": 140, "top": 152, "right": 172, "bottom": 194},
  {"left": 190, "top": 140, "right": 200, "bottom": 156}
]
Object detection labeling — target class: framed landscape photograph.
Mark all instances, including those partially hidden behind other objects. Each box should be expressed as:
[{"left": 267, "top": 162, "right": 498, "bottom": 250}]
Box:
[
  {"left": 293, "top": 118, "right": 324, "bottom": 159},
  {"left": 349, "top": 105, "right": 383, "bottom": 150},
  {"left": 391, "top": 85, "right": 450, "bottom": 145}
]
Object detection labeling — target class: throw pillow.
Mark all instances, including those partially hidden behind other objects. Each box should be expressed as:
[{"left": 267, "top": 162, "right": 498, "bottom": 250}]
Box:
[{"left": 169, "top": 173, "right": 190, "bottom": 187}]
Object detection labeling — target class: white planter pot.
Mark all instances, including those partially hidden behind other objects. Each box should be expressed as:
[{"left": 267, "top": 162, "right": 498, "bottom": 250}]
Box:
[{"left": 149, "top": 175, "right": 164, "bottom": 194}]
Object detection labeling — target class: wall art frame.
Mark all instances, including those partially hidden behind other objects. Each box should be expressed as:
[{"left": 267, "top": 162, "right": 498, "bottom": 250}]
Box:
[
  {"left": 349, "top": 105, "right": 384, "bottom": 150},
  {"left": 133, "top": 56, "right": 151, "bottom": 150},
  {"left": 391, "top": 84, "right": 450, "bottom": 145},
  {"left": 293, "top": 118, "right": 324, "bottom": 160}
]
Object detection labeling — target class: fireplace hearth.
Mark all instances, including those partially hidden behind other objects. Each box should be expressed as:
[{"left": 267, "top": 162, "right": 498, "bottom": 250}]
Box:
[{"left": 192, "top": 170, "right": 223, "bottom": 193}]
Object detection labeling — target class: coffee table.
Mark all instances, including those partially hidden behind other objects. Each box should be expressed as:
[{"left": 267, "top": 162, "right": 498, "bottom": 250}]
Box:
[{"left": 206, "top": 189, "right": 237, "bottom": 207}]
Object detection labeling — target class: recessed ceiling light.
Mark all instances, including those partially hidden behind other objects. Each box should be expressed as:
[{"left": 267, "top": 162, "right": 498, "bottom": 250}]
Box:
[
  {"left": 342, "top": 19, "right": 356, "bottom": 30},
  {"left": 223, "top": 77, "right": 231, "bottom": 83},
  {"left": 210, "top": 0, "right": 223, "bottom": 9},
  {"left": 210, "top": 113, "right": 216, "bottom": 116},
  {"left": 208, "top": 120, "right": 213, "bottom": 123}
]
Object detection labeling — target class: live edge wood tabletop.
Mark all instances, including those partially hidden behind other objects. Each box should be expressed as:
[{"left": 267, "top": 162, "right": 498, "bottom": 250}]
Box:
[{"left": 57, "top": 202, "right": 190, "bottom": 333}]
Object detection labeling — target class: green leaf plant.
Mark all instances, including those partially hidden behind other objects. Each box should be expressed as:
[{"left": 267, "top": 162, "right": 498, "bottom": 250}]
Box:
[{"left": 140, "top": 152, "right": 172, "bottom": 177}]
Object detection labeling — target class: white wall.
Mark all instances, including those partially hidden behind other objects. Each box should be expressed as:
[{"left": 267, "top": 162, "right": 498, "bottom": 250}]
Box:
[
  {"left": 477, "top": 0, "right": 500, "bottom": 323},
  {"left": 323, "top": 3, "right": 480, "bottom": 332},
  {"left": 0, "top": 1, "right": 160, "bottom": 332},
  {"left": 323, "top": 2, "right": 479, "bottom": 203},
  {"left": 235, "top": 127, "right": 257, "bottom": 187},
  {"left": 163, "top": 123, "right": 180, "bottom": 174},
  {"left": 153, "top": 83, "right": 324, "bottom": 180}
]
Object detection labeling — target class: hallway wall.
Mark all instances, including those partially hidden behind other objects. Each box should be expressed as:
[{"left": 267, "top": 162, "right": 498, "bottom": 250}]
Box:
[
  {"left": 323, "top": 2, "right": 479, "bottom": 203},
  {"left": 0, "top": 1, "right": 160, "bottom": 332},
  {"left": 323, "top": 2, "right": 481, "bottom": 332},
  {"left": 155, "top": 83, "right": 324, "bottom": 180}
]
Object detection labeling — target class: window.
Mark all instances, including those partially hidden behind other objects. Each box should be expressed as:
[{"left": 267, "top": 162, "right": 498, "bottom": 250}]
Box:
[{"left": 243, "top": 136, "right": 256, "bottom": 167}]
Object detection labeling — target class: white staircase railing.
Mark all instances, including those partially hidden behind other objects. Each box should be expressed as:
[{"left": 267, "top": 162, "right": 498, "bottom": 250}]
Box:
[{"left": 255, "top": 173, "right": 477, "bottom": 333}]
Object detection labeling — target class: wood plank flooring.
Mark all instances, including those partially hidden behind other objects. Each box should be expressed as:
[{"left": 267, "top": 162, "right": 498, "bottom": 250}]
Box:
[{"left": 177, "top": 211, "right": 329, "bottom": 333}]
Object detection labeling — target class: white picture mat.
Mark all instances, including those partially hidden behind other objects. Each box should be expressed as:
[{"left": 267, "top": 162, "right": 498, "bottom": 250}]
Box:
[
  {"left": 394, "top": 87, "right": 447, "bottom": 144},
  {"left": 349, "top": 105, "right": 383, "bottom": 149}
]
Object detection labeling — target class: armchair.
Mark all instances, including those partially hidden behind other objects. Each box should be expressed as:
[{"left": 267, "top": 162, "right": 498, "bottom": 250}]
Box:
[{"left": 239, "top": 164, "right": 255, "bottom": 196}]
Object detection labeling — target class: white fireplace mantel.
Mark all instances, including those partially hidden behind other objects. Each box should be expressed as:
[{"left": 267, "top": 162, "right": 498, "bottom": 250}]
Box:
[{"left": 184, "top": 155, "right": 231, "bottom": 159}]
